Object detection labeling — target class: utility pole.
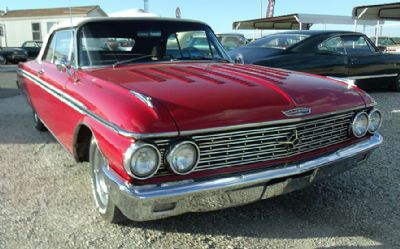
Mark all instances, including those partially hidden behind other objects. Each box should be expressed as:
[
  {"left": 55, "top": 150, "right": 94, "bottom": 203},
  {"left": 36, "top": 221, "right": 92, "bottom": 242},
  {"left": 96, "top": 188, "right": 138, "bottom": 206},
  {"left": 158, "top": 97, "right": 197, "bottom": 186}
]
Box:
[
  {"left": 144, "top": 0, "right": 149, "bottom": 12},
  {"left": 260, "top": 0, "right": 263, "bottom": 37}
]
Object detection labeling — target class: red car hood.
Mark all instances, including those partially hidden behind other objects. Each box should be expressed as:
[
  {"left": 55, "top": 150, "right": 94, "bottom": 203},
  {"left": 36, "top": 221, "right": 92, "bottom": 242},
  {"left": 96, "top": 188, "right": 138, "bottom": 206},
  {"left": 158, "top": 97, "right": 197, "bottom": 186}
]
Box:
[{"left": 85, "top": 63, "right": 367, "bottom": 131}]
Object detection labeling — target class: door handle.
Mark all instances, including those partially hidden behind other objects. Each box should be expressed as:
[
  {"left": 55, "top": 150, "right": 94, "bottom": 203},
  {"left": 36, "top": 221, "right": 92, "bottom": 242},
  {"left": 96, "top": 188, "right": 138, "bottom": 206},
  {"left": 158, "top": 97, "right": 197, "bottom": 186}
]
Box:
[{"left": 37, "top": 69, "right": 45, "bottom": 76}]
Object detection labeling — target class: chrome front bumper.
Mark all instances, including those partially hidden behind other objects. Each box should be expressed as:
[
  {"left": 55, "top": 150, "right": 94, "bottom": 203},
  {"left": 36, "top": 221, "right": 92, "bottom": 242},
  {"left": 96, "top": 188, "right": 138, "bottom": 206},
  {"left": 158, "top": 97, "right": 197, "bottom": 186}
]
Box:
[{"left": 104, "top": 134, "right": 382, "bottom": 221}]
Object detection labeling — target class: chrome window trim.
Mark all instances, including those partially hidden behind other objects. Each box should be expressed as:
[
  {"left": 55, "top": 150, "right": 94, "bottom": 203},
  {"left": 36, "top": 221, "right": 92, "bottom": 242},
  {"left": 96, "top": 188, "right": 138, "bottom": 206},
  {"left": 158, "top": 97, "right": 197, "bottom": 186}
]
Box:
[{"left": 331, "top": 74, "right": 398, "bottom": 81}]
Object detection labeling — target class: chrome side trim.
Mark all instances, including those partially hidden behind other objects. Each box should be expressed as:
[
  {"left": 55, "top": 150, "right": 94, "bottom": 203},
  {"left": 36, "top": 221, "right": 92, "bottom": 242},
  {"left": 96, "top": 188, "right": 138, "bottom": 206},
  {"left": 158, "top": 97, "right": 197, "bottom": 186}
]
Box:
[
  {"left": 332, "top": 74, "right": 398, "bottom": 81},
  {"left": 17, "top": 68, "right": 178, "bottom": 139},
  {"left": 104, "top": 133, "right": 382, "bottom": 221}
]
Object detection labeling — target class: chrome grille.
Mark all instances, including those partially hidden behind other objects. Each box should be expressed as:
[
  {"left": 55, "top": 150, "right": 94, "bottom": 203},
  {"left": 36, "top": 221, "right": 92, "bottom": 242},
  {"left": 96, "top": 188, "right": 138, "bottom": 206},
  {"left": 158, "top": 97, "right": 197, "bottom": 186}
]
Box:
[{"left": 154, "top": 111, "right": 355, "bottom": 177}]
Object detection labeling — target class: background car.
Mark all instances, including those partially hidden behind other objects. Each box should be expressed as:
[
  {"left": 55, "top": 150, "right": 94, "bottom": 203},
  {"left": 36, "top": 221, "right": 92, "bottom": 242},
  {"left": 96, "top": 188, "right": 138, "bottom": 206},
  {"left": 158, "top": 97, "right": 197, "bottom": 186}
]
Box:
[
  {"left": 370, "top": 36, "right": 400, "bottom": 53},
  {"left": 0, "top": 46, "right": 28, "bottom": 64},
  {"left": 216, "top": 33, "right": 247, "bottom": 51},
  {"left": 21, "top": 41, "right": 43, "bottom": 59},
  {"left": 228, "top": 30, "right": 400, "bottom": 91}
]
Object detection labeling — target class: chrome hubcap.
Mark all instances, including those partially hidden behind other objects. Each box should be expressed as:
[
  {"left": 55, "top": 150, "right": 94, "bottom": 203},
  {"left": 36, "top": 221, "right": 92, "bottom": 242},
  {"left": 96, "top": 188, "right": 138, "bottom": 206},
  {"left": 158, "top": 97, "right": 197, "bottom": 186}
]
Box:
[{"left": 92, "top": 147, "right": 109, "bottom": 213}]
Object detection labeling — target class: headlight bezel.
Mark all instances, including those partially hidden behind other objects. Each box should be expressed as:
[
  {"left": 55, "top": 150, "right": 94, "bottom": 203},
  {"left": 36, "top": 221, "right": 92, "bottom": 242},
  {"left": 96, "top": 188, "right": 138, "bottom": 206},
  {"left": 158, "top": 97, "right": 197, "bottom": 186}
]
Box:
[
  {"left": 351, "top": 111, "right": 370, "bottom": 138},
  {"left": 368, "top": 108, "right": 382, "bottom": 134},
  {"left": 123, "top": 142, "right": 161, "bottom": 180},
  {"left": 167, "top": 140, "right": 200, "bottom": 175}
]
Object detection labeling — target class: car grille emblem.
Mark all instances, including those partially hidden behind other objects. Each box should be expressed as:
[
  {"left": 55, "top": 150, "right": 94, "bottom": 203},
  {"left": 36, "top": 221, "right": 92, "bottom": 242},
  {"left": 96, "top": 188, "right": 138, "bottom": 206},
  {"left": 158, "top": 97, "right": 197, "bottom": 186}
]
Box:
[
  {"left": 278, "top": 129, "right": 302, "bottom": 149},
  {"left": 282, "top": 107, "right": 311, "bottom": 117}
]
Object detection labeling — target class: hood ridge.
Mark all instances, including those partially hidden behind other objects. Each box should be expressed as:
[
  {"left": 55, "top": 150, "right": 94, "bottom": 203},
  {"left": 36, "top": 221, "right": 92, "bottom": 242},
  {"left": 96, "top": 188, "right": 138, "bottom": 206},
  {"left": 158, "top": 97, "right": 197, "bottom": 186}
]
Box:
[{"left": 166, "top": 66, "right": 225, "bottom": 85}]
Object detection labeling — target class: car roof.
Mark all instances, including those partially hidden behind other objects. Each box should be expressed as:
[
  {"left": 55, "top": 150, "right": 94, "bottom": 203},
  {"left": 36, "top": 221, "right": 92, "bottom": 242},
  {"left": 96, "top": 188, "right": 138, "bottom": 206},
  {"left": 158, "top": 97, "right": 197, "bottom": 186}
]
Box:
[
  {"left": 52, "top": 17, "right": 209, "bottom": 32},
  {"left": 269, "top": 30, "right": 364, "bottom": 36}
]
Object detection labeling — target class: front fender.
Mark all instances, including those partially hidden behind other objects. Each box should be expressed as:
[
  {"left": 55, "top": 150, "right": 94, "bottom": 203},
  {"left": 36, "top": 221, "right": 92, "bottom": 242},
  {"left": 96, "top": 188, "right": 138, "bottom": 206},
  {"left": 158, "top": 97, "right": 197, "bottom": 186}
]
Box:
[{"left": 74, "top": 116, "right": 134, "bottom": 181}]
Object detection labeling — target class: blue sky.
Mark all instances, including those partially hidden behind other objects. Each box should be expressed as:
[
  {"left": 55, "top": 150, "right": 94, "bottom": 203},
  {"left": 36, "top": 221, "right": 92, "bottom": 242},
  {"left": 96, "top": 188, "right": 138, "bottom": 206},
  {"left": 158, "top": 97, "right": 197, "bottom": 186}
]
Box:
[{"left": 2, "top": 0, "right": 397, "bottom": 36}]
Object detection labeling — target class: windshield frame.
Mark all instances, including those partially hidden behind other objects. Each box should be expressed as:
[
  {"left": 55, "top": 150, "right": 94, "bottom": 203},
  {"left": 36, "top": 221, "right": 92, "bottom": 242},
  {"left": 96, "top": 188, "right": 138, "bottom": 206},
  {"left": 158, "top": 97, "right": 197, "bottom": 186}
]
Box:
[{"left": 76, "top": 20, "right": 231, "bottom": 69}]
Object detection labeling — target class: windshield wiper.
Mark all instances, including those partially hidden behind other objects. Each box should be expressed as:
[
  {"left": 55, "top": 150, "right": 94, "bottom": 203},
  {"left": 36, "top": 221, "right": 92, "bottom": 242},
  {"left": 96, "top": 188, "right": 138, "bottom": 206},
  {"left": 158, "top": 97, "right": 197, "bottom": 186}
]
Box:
[{"left": 113, "top": 54, "right": 155, "bottom": 68}]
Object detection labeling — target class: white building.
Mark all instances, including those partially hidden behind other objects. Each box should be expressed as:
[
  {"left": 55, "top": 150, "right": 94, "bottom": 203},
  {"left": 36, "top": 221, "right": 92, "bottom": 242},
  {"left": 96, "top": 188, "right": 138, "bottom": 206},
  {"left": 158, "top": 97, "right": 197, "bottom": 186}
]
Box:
[{"left": 0, "top": 6, "right": 107, "bottom": 47}]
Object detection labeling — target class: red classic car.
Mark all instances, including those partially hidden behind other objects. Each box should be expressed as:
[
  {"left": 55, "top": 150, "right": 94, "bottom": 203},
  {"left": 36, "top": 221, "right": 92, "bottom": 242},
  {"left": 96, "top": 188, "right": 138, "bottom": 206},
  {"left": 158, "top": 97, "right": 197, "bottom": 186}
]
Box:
[{"left": 17, "top": 18, "right": 383, "bottom": 223}]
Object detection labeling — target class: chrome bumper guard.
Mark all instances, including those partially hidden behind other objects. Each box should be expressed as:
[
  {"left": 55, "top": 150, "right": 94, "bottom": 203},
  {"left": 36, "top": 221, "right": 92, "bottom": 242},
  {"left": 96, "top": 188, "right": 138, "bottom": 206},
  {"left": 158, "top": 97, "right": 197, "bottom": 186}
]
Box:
[{"left": 104, "top": 134, "right": 382, "bottom": 221}]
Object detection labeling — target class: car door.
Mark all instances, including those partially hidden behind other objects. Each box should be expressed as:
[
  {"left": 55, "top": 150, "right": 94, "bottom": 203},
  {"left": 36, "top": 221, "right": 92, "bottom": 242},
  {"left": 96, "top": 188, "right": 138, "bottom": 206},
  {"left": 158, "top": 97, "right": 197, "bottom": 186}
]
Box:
[
  {"left": 36, "top": 30, "right": 78, "bottom": 148},
  {"left": 343, "top": 35, "right": 397, "bottom": 78},
  {"left": 255, "top": 50, "right": 348, "bottom": 77},
  {"left": 253, "top": 36, "right": 349, "bottom": 77},
  {"left": 291, "top": 36, "right": 348, "bottom": 77}
]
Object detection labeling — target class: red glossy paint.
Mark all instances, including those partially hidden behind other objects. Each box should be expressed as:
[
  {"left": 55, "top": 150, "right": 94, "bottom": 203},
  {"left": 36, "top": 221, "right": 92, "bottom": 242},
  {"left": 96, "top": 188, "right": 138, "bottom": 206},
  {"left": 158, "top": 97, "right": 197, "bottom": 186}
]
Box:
[
  {"left": 18, "top": 58, "right": 372, "bottom": 184},
  {"left": 86, "top": 62, "right": 370, "bottom": 132}
]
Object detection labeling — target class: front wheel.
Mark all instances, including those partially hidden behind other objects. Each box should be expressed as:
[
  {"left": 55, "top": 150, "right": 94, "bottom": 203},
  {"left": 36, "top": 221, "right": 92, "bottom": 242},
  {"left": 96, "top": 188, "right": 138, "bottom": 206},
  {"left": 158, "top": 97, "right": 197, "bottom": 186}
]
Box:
[
  {"left": 33, "top": 111, "right": 47, "bottom": 131},
  {"left": 89, "top": 138, "right": 126, "bottom": 223}
]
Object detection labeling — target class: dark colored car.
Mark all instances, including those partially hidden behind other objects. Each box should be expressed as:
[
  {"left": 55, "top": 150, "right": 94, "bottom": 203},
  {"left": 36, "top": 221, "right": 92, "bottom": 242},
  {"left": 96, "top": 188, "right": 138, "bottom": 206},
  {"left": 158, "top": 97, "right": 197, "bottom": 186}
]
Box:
[
  {"left": 228, "top": 30, "right": 400, "bottom": 91},
  {"left": 0, "top": 47, "right": 28, "bottom": 64},
  {"left": 21, "top": 41, "right": 43, "bottom": 58}
]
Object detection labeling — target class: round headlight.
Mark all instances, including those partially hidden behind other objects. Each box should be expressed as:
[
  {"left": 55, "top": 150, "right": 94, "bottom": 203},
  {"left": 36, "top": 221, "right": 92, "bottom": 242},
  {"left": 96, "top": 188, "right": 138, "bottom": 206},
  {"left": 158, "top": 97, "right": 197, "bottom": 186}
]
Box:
[
  {"left": 124, "top": 143, "right": 161, "bottom": 179},
  {"left": 351, "top": 112, "right": 370, "bottom": 138},
  {"left": 368, "top": 109, "right": 382, "bottom": 133},
  {"left": 167, "top": 141, "right": 200, "bottom": 175}
]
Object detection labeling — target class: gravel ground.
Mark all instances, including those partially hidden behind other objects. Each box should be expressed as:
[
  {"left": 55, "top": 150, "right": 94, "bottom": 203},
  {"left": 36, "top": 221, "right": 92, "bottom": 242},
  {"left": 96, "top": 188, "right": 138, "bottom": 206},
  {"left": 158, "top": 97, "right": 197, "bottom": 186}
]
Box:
[{"left": 0, "top": 71, "right": 399, "bottom": 249}]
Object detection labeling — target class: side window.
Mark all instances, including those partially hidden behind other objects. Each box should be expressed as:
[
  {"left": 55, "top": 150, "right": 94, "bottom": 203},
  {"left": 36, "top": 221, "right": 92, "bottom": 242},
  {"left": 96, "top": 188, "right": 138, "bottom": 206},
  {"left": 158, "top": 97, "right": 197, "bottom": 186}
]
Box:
[
  {"left": 43, "top": 35, "right": 56, "bottom": 62},
  {"left": 42, "top": 30, "right": 74, "bottom": 64},
  {"left": 318, "top": 37, "right": 345, "bottom": 54},
  {"left": 341, "top": 35, "right": 374, "bottom": 55},
  {"left": 53, "top": 30, "right": 74, "bottom": 63},
  {"left": 23, "top": 42, "right": 35, "bottom": 48}
]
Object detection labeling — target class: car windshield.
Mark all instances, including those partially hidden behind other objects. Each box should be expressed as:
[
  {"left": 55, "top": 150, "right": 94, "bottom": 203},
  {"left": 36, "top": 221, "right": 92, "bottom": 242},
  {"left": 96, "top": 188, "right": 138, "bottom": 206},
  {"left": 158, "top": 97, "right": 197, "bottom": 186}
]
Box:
[
  {"left": 247, "top": 34, "right": 309, "bottom": 49},
  {"left": 217, "top": 35, "right": 247, "bottom": 51},
  {"left": 377, "top": 38, "right": 396, "bottom": 46},
  {"left": 78, "top": 20, "right": 230, "bottom": 67}
]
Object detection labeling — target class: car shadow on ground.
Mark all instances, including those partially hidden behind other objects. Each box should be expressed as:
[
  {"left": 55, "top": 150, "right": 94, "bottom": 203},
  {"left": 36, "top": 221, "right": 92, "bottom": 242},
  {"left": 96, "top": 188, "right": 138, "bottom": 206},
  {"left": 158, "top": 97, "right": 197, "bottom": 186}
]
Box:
[{"left": 0, "top": 88, "right": 20, "bottom": 99}]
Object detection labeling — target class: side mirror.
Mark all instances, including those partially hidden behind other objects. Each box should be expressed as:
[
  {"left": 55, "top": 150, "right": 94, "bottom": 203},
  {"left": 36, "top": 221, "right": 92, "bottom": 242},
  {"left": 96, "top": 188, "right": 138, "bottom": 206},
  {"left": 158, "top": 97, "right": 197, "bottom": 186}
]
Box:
[
  {"left": 55, "top": 57, "right": 72, "bottom": 76},
  {"left": 234, "top": 54, "right": 244, "bottom": 64}
]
